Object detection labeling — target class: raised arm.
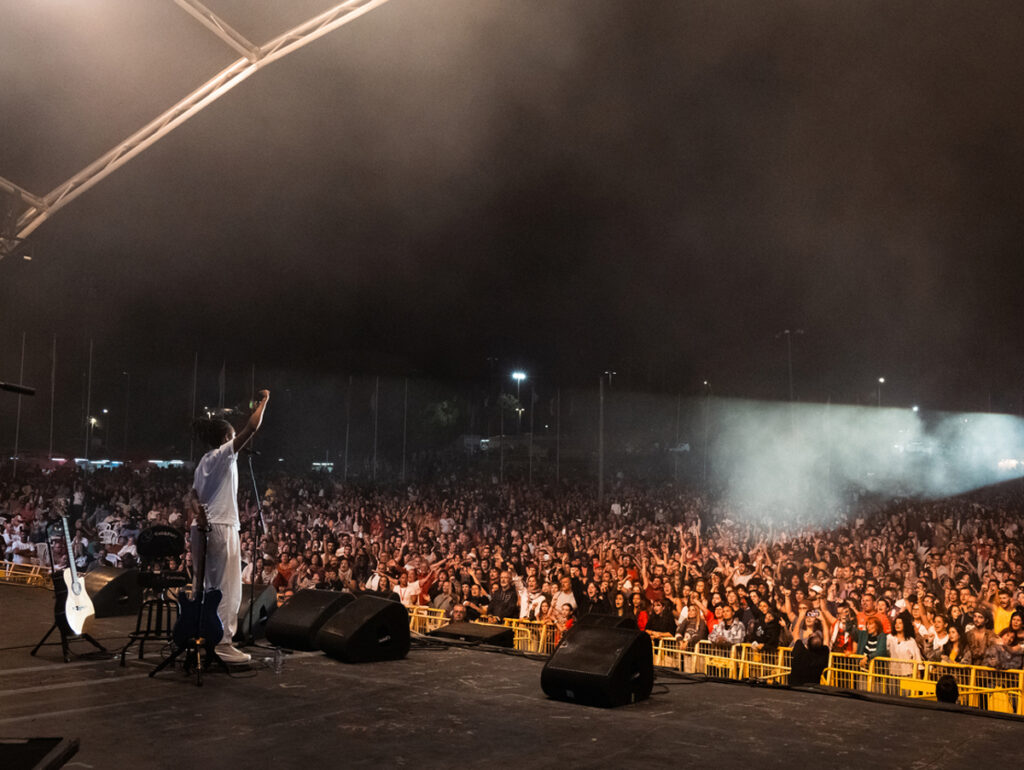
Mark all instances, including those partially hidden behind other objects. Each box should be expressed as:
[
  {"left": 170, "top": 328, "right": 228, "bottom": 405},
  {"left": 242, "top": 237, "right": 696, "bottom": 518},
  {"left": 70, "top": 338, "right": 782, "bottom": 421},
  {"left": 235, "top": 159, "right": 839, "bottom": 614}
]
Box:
[{"left": 233, "top": 390, "right": 270, "bottom": 454}]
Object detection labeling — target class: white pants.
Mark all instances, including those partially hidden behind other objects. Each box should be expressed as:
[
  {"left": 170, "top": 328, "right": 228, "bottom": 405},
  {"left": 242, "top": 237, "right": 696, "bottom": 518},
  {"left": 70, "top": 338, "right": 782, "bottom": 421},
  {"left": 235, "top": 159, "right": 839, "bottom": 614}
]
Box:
[{"left": 191, "top": 524, "right": 242, "bottom": 643}]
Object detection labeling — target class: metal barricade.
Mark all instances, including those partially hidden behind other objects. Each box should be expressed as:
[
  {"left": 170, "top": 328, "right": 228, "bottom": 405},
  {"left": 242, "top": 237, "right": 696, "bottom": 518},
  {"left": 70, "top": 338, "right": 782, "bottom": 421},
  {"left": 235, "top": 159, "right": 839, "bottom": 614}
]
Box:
[
  {"left": 408, "top": 605, "right": 448, "bottom": 634},
  {"left": 737, "top": 644, "right": 791, "bottom": 684},
  {"left": 506, "top": 619, "right": 559, "bottom": 656},
  {"left": 0, "top": 560, "right": 49, "bottom": 587},
  {"left": 694, "top": 640, "right": 740, "bottom": 679},
  {"left": 652, "top": 637, "right": 683, "bottom": 670}
]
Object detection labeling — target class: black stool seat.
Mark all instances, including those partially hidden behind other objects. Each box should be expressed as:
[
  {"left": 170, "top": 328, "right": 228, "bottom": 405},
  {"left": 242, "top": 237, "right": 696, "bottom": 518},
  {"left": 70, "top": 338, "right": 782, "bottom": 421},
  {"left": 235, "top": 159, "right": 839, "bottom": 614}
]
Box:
[
  {"left": 120, "top": 527, "right": 188, "bottom": 666},
  {"left": 138, "top": 571, "right": 189, "bottom": 590},
  {"left": 137, "top": 526, "right": 184, "bottom": 561}
]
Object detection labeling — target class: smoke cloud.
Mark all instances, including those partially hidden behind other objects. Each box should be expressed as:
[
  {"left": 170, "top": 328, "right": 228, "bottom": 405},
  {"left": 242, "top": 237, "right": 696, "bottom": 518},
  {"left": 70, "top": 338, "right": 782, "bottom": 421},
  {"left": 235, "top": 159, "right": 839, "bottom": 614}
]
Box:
[{"left": 707, "top": 399, "right": 1024, "bottom": 523}]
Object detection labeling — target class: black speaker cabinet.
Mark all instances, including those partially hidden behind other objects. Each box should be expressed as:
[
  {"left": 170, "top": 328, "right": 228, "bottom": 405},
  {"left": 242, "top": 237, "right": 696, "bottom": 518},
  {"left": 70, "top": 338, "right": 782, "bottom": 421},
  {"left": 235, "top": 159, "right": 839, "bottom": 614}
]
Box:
[
  {"left": 265, "top": 589, "right": 354, "bottom": 650},
  {"left": 540, "top": 625, "right": 654, "bottom": 707},
  {"left": 316, "top": 595, "right": 410, "bottom": 663},
  {"left": 84, "top": 567, "right": 142, "bottom": 617},
  {"left": 576, "top": 613, "right": 638, "bottom": 630},
  {"left": 234, "top": 584, "right": 278, "bottom": 642},
  {"left": 428, "top": 621, "right": 514, "bottom": 647}
]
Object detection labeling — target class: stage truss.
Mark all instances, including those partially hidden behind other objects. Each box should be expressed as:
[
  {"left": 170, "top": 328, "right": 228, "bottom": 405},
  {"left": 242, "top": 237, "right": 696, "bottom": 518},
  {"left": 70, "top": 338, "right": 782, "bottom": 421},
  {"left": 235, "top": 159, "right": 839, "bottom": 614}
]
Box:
[{"left": 0, "top": 0, "right": 393, "bottom": 260}]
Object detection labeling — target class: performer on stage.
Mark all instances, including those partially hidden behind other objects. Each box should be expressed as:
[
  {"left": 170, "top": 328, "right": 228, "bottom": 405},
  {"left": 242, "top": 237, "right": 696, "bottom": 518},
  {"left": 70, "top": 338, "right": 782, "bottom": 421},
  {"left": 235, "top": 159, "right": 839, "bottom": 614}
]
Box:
[{"left": 186, "top": 389, "right": 270, "bottom": 665}]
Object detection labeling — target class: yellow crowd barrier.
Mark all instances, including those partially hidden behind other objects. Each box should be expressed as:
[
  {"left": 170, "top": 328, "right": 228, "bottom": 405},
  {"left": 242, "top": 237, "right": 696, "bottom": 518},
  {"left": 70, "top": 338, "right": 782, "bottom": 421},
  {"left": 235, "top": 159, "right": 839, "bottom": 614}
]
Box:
[
  {"left": 0, "top": 560, "right": 50, "bottom": 587},
  {"left": 408, "top": 606, "right": 449, "bottom": 634},
  {"left": 407, "top": 609, "right": 1022, "bottom": 715},
  {"left": 823, "top": 653, "right": 1024, "bottom": 715},
  {"left": 502, "top": 618, "right": 559, "bottom": 656}
]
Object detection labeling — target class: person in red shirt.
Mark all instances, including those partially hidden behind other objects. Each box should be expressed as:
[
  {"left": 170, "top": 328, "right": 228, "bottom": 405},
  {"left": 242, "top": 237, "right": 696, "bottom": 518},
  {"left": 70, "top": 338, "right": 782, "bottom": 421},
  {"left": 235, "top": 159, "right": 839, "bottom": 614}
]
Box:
[
  {"left": 822, "top": 601, "right": 858, "bottom": 653},
  {"left": 631, "top": 593, "right": 649, "bottom": 631},
  {"left": 855, "top": 593, "right": 891, "bottom": 634}
]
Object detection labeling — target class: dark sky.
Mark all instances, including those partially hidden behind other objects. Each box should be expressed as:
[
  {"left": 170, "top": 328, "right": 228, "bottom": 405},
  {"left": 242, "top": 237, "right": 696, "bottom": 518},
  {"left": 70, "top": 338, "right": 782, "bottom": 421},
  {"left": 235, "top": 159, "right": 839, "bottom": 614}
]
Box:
[{"left": 2, "top": 0, "right": 1024, "bottom": 455}]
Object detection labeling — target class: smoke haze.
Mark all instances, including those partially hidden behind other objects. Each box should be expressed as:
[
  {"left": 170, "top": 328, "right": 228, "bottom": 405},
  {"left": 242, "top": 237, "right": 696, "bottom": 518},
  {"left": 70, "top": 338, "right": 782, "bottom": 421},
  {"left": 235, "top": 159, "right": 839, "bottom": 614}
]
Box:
[{"left": 708, "top": 399, "right": 1024, "bottom": 523}]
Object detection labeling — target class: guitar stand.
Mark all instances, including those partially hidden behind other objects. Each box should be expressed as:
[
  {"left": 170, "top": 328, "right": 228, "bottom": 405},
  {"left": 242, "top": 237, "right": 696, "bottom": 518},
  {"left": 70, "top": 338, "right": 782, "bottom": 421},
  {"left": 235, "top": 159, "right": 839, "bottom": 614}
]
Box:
[
  {"left": 150, "top": 635, "right": 229, "bottom": 687},
  {"left": 37, "top": 525, "right": 107, "bottom": 663},
  {"left": 31, "top": 620, "right": 106, "bottom": 663}
]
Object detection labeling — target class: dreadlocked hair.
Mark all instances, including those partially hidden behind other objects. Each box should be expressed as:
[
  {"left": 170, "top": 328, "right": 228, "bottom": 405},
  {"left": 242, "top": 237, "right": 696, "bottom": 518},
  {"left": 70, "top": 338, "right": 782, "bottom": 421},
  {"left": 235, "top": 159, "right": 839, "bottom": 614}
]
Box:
[{"left": 192, "top": 418, "right": 233, "bottom": 448}]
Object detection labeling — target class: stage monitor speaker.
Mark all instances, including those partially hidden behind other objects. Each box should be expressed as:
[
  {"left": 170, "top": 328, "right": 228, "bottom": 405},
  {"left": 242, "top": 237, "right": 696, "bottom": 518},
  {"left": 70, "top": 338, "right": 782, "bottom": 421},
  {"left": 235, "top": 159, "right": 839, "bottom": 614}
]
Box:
[
  {"left": 265, "top": 589, "right": 354, "bottom": 651},
  {"left": 84, "top": 567, "right": 142, "bottom": 618},
  {"left": 576, "top": 613, "right": 638, "bottom": 630},
  {"left": 428, "top": 621, "right": 514, "bottom": 647},
  {"left": 540, "top": 625, "right": 654, "bottom": 708},
  {"left": 234, "top": 584, "right": 278, "bottom": 642},
  {"left": 316, "top": 596, "right": 410, "bottom": 663}
]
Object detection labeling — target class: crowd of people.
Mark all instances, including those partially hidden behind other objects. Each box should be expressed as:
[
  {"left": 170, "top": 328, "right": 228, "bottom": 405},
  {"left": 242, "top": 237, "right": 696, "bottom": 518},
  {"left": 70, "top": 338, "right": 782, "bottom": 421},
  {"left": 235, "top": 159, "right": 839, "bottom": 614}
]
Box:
[{"left": 3, "top": 462, "right": 1023, "bottom": 673}]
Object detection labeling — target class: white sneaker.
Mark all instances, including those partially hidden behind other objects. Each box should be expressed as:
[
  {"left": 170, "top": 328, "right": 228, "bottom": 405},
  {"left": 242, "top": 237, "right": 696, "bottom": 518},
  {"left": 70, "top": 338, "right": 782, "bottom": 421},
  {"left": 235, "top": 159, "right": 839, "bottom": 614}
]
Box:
[{"left": 215, "top": 643, "right": 252, "bottom": 665}]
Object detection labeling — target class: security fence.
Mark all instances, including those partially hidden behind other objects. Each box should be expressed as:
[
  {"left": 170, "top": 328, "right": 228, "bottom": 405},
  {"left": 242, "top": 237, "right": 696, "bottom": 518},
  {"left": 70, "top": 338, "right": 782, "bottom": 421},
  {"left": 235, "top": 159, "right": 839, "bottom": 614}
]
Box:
[{"left": 407, "top": 609, "right": 1024, "bottom": 716}]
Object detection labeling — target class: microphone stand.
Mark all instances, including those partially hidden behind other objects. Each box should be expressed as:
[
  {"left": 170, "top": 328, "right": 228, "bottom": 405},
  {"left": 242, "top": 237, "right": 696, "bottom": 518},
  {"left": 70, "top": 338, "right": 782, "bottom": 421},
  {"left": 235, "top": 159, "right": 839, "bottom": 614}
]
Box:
[{"left": 240, "top": 450, "right": 275, "bottom": 650}]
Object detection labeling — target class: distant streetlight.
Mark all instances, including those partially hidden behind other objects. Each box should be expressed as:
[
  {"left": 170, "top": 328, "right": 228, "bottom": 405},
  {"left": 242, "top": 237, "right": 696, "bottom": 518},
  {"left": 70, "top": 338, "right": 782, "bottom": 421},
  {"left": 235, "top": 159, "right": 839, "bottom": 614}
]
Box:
[{"left": 878, "top": 377, "right": 885, "bottom": 407}]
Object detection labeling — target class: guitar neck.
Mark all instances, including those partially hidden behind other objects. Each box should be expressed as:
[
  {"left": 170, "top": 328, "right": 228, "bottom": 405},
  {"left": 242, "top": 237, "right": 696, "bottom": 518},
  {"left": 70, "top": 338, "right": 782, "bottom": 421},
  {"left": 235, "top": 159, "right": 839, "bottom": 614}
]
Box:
[{"left": 61, "top": 514, "right": 80, "bottom": 584}]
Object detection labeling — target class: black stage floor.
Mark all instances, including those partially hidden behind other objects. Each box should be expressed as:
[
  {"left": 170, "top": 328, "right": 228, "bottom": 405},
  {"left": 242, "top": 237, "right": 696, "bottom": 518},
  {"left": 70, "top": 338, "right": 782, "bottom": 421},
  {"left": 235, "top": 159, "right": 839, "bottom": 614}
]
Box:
[{"left": 1, "top": 582, "right": 1020, "bottom": 769}]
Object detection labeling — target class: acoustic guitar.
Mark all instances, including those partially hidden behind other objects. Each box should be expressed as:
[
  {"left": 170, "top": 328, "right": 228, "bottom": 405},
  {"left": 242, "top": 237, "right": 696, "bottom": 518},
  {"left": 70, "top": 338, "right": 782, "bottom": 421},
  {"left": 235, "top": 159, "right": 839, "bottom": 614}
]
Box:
[{"left": 57, "top": 504, "right": 95, "bottom": 636}]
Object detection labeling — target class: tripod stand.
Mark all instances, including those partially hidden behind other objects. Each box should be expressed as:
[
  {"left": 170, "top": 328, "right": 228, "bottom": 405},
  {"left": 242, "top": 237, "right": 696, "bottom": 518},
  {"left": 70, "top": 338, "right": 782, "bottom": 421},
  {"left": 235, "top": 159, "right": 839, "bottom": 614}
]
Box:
[
  {"left": 237, "top": 450, "right": 277, "bottom": 649},
  {"left": 31, "top": 583, "right": 106, "bottom": 662},
  {"left": 150, "top": 523, "right": 226, "bottom": 686}
]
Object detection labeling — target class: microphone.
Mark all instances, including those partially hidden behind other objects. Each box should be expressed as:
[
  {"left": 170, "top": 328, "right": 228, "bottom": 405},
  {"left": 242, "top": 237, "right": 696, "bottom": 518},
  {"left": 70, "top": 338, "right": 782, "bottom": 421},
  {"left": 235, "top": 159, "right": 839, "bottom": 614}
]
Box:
[{"left": 239, "top": 447, "right": 261, "bottom": 456}]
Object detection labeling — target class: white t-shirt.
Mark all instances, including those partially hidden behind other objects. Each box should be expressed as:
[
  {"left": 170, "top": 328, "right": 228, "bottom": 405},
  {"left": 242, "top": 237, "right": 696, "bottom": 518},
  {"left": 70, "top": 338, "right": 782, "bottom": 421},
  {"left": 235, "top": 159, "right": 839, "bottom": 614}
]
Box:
[
  {"left": 193, "top": 441, "right": 239, "bottom": 528},
  {"left": 396, "top": 580, "right": 421, "bottom": 607}
]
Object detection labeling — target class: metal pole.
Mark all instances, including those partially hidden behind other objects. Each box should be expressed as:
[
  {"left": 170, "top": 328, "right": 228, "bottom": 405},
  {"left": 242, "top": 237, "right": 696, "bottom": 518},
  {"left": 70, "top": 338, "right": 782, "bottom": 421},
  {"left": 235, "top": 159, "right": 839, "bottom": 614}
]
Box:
[
  {"left": 674, "top": 393, "right": 680, "bottom": 483},
  {"left": 189, "top": 352, "right": 198, "bottom": 463},
  {"left": 825, "top": 397, "right": 832, "bottom": 493},
  {"left": 555, "top": 388, "right": 561, "bottom": 487},
  {"left": 343, "top": 375, "right": 352, "bottom": 483},
  {"left": 372, "top": 376, "right": 379, "bottom": 482},
  {"left": 84, "top": 338, "right": 93, "bottom": 459},
  {"left": 48, "top": 334, "right": 56, "bottom": 459},
  {"left": 787, "top": 333, "right": 794, "bottom": 402},
  {"left": 598, "top": 376, "right": 605, "bottom": 505},
  {"left": 401, "top": 377, "right": 408, "bottom": 483},
  {"left": 122, "top": 371, "right": 130, "bottom": 457},
  {"left": 515, "top": 379, "right": 522, "bottom": 433},
  {"left": 528, "top": 382, "right": 535, "bottom": 486},
  {"left": 703, "top": 383, "right": 710, "bottom": 487},
  {"left": 12, "top": 332, "right": 25, "bottom": 479}
]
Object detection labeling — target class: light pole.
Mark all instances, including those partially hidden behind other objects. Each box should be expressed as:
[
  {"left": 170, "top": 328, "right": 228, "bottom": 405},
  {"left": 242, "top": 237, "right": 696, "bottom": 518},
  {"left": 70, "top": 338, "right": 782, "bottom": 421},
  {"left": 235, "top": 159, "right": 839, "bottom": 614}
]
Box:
[
  {"left": 878, "top": 377, "right": 885, "bottom": 407},
  {"left": 512, "top": 371, "right": 526, "bottom": 432},
  {"left": 122, "top": 370, "right": 130, "bottom": 457},
  {"left": 86, "top": 416, "right": 97, "bottom": 460},
  {"left": 776, "top": 329, "right": 803, "bottom": 402},
  {"left": 703, "top": 381, "right": 711, "bottom": 486},
  {"left": 597, "top": 370, "right": 615, "bottom": 505}
]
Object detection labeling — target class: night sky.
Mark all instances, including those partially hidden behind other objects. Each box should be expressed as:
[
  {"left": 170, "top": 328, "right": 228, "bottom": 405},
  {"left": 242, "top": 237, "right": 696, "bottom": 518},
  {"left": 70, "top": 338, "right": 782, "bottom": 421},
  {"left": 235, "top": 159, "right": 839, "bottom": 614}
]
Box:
[{"left": 2, "top": 0, "right": 1024, "bottom": 456}]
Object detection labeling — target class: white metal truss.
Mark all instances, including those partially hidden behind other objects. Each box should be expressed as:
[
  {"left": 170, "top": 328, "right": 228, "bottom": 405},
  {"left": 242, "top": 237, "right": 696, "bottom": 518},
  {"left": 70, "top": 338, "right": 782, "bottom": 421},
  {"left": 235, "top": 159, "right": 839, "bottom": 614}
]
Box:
[{"left": 0, "top": 0, "right": 393, "bottom": 259}]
